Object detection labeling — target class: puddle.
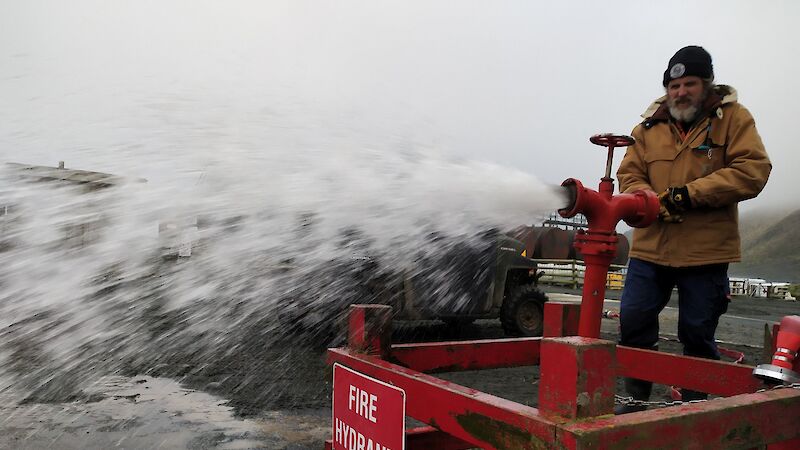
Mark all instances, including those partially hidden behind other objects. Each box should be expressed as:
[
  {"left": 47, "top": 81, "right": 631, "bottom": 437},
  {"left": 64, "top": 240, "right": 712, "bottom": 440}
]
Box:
[{"left": 0, "top": 375, "right": 329, "bottom": 449}]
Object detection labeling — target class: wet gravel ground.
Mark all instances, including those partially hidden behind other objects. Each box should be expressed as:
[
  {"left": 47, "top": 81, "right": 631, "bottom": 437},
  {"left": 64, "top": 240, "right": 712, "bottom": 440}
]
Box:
[{"left": 1, "top": 290, "right": 796, "bottom": 449}]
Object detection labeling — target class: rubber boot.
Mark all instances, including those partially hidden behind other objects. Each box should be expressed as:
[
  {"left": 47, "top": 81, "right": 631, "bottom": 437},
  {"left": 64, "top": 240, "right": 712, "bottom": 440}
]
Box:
[
  {"left": 614, "top": 377, "right": 652, "bottom": 414},
  {"left": 680, "top": 389, "right": 708, "bottom": 402}
]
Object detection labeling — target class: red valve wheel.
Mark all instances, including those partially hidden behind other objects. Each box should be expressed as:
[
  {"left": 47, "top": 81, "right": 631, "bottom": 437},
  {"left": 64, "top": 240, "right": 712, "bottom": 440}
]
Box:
[{"left": 590, "top": 133, "right": 635, "bottom": 149}]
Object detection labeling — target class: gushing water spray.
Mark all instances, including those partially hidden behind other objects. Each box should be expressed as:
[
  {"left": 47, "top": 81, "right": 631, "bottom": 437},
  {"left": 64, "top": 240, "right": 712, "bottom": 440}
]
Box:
[{"left": 0, "top": 145, "right": 562, "bottom": 410}]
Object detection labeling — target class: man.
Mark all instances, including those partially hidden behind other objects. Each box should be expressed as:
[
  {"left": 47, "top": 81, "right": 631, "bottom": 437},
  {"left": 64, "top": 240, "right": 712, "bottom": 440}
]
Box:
[{"left": 615, "top": 46, "right": 771, "bottom": 413}]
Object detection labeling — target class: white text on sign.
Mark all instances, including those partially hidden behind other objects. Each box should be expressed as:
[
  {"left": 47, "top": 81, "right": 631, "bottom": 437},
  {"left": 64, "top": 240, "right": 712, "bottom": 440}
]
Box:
[
  {"left": 349, "top": 385, "right": 378, "bottom": 423},
  {"left": 335, "top": 419, "right": 392, "bottom": 450},
  {"left": 332, "top": 364, "right": 404, "bottom": 450}
]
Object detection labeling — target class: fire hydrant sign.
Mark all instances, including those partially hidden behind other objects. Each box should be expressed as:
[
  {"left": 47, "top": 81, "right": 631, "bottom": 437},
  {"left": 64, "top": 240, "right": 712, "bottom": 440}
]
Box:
[{"left": 332, "top": 363, "right": 406, "bottom": 450}]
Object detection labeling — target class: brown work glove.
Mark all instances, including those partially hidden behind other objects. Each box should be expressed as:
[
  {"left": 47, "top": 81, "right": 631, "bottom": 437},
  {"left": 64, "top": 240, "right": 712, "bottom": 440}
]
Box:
[{"left": 658, "top": 186, "right": 690, "bottom": 223}]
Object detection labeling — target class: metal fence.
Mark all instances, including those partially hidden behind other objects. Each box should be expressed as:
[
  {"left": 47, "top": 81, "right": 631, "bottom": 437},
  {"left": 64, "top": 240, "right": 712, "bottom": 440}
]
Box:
[
  {"left": 533, "top": 259, "right": 628, "bottom": 290},
  {"left": 533, "top": 261, "right": 797, "bottom": 300}
]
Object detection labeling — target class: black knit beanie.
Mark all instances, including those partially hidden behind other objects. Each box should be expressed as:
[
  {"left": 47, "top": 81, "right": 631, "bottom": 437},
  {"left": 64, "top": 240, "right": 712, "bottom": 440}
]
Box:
[{"left": 662, "top": 46, "right": 714, "bottom": 86}]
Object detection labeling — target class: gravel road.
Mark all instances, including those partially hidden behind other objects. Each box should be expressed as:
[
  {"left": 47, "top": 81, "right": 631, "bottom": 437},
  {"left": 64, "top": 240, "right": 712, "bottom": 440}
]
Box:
[{"left": 1, "top": 290, "right": 796, "bottom": 449}]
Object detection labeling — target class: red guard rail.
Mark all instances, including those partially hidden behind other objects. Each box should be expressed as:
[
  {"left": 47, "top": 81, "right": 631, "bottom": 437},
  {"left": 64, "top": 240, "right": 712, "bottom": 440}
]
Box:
[{"left": 325, "top": 304, "right": 800, "bottom": 449}]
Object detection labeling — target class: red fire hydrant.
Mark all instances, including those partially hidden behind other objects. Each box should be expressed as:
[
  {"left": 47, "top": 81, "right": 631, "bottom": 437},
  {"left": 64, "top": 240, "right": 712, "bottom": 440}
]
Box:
[
  {"left": 754, "top": 315, "right": 800, "bottom": 384},
  {"left": 558, "top": 134, "right": 660, "bottom": 338}
]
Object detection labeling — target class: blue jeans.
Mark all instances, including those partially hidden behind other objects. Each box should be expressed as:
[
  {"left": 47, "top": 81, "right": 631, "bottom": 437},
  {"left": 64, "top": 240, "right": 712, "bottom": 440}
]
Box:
[{"left": 619, "top": 258, "right": 731, "bottom": 359}]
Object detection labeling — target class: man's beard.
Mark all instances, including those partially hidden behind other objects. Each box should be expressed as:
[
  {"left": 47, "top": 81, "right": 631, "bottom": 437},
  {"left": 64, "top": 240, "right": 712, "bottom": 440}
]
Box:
[
  {"left": 668, "top": 102, "right": 700, "bottom": 122},
  {"left": 667, "top": 88, "right": 709, "bottom": 123}
]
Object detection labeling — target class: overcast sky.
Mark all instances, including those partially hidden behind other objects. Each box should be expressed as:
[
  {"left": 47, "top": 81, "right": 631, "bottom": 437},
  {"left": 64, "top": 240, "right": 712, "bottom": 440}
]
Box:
[{"left": 1, "top": 0, "right": 798, "bottom": 212}]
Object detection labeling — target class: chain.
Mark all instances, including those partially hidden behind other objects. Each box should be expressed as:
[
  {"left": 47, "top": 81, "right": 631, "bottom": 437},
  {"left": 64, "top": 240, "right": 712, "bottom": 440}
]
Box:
[
  {"left": 614, "top": 383, "right": 800, "bottom": 408},
  {"left": 614, "top": 395, "right": 708, "bottom": 408},
  {"left": 754, "top": 382, "right": 800, "bottom": 394}
]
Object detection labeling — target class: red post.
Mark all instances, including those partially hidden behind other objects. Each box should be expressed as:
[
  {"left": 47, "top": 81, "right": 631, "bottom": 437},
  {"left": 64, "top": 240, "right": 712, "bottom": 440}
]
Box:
[
  {"left": 347, "top": 304, "right": 392, "bottom": 358},
  {"left": 543, "top": 302, "right": 581, "bottom": 337},
  {"left": 538, "top": 337, "right": 616, "bottom": 419},
  {"left": 574, "top": 233, "right": 616, "bottom": 338}
]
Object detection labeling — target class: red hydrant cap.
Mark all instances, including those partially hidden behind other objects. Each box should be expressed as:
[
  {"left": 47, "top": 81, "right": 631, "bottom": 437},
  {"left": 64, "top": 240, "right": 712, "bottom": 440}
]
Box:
[{"left": 779, "top": 315, "right": 800, "bottom": 335}]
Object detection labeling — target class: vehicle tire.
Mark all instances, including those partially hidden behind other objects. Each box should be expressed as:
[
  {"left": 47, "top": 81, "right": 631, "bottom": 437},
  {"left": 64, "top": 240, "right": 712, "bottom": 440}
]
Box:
[
  {"left": 500, "top": 284, "right": 547, "bottom": 337},
  {"left": 440, "top": 317, "right": 476, "bottom": 328}
]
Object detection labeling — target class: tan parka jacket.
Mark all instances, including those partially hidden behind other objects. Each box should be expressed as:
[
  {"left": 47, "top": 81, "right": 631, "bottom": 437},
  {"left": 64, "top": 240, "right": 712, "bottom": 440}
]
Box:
[{"left": 617, "top": 85, "right": 771, "bottom": 267}]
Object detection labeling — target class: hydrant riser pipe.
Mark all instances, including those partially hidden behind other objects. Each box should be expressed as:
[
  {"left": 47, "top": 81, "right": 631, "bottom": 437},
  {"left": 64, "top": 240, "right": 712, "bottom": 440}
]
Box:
[
  {"left": 559, "top": 177, "right": 659, "bottom": 338},
  {"left": 579, "top": 255, "right": 613, "bottom": 338}
]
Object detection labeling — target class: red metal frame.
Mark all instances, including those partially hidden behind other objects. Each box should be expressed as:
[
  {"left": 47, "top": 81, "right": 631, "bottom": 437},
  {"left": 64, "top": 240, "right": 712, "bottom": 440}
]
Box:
[
  {"left": 326, "top": 153, "right": 799, "bottom": 448},
  {"left": 326, "top": 304, "right": 800, "bottom": 449}
]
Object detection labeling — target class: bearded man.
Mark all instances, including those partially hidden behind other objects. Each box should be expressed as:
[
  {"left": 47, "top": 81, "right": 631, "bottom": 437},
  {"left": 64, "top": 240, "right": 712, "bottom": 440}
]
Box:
[{"left": 614, "top": 45, "right": 772, "bottom": 413}]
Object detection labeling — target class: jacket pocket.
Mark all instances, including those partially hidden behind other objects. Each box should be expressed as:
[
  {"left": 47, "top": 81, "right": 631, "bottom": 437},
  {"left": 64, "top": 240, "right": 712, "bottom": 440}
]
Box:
[
  {"left": 689, "top": 143, "right": 727, "bottom": 175},
  {"left": 713, "top": 271, "right": 731, "bottom": 316},
  {"left": 643, "top": 147, "right": 678, "bottom": 192}
]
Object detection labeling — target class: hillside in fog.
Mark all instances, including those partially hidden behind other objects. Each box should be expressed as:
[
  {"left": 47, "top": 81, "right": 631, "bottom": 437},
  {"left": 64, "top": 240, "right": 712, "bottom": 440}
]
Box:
[
  {"left": 619, "top": 207, "right": 799, "bottom": 283},
  {"left": 731, "top": 207, "right": 800, "bottom": 282}
]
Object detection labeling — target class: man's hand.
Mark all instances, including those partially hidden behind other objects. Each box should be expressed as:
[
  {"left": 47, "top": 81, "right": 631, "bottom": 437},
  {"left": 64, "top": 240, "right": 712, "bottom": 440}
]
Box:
[
  {"left": 658, "top": 200, "right": 683, "bottom": 223},
  {"left": 658, "top": 186, "right": 690, "bottom": 223}
]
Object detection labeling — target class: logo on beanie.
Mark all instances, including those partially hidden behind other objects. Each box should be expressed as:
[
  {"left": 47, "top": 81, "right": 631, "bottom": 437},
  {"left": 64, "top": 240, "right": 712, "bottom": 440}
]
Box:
[{"left": 669, "top": 63, "right": 686, "bottom": 79}]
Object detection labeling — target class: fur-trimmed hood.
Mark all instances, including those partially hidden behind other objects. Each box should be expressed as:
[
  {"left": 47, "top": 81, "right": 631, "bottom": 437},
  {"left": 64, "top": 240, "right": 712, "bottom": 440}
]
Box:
[{"left": 640, "top": 84, "right": 738, "bottom": 120}]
